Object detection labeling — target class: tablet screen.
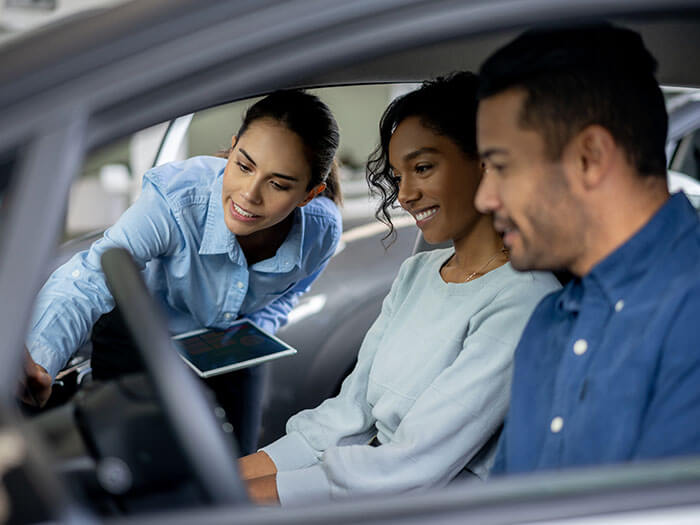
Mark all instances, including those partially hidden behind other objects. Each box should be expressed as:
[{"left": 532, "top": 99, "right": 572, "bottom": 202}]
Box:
[{"left": 173, "top": 320, "right": 296, "bottom": 377}]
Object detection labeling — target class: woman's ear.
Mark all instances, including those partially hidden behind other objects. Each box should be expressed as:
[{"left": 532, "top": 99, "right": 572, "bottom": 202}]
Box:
[{"left": 298, "top": 183, "right": 327, "bottom": 207}]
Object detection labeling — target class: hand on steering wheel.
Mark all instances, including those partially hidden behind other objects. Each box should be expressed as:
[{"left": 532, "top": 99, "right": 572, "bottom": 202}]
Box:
[{"left": 19, "top": 348, "right": 52, "bottom": 407}]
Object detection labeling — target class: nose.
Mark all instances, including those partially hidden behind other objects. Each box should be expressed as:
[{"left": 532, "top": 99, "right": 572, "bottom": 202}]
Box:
[
  {"left": 474, "top": 167, "right": 500, "bottom": 214},
  {"left": 241, "top": 175, "right": 263, "bottom": 205},
  {"left": 397, "top": 176, "right": 420, "bottom": 209}
]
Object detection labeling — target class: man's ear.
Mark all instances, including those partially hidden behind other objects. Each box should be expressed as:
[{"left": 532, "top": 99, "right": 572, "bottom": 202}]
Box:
[
  {"left": 570, "top": 125, "right": 616, "bottom": 190},
  {"left": 298, "top": 183, "right": 327, "bottom": 207}
]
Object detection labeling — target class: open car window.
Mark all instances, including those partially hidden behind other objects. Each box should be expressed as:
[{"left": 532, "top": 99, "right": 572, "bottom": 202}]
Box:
[{"left": 65, "top": 84, "right": 417, "bottom": 242}]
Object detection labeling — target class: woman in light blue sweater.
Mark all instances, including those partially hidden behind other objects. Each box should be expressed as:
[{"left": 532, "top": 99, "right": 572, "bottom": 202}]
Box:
[{"left": 240, "top": 73, "right": 560, "bottom": 503}]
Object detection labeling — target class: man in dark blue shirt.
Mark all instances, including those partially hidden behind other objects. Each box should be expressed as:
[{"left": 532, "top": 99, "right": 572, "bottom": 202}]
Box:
[{"left": 474, "top": 24, "right": 700, "bottom": 473}]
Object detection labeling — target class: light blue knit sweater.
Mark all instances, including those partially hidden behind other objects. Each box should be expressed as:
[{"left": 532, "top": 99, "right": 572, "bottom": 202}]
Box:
[{"left": 262, "top": 248, "right": 560, "bottom": 504}]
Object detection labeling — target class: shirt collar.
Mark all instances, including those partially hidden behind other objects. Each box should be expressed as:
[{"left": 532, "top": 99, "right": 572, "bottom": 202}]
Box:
[
  {"left": 199, "top": 172, "right": 306, "bottom": 271},
  {"left": 252, "top": 206, "right": 305, "bottom": 273},
  {"left": 556, "top": 192, "right": 697, "bottom": 312},
  {"left": 588, "top": 192, "right": 697, "bottom": 305}
]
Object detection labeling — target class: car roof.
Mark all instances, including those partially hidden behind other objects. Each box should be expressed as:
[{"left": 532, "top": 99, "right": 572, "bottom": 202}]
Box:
[{"left": 1, "top": 0, "right": 700, "bottom": 153}]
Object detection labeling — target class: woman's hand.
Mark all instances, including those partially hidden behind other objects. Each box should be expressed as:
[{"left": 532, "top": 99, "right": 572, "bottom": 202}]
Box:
[
  {"left": 239, "top": 451, "right": 280, "bottom": 504},
  {"left": 19, "top": 348, "right": 52, "bottom": 407},
  {"left": 245, "top": 474, "right": 279, "bottom": 504},
  {"left": 238, "top": 450, "right": 277, "bottom": 480}
]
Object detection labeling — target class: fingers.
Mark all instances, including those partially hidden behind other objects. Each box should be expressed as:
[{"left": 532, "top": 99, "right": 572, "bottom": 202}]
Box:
[
  {"left": 18, "top": 382, "right": 40, "bottom": 407},
  {"left": 245, "top": 475, "right": 279, "bottom": 504},
  {"left": 25, "top": 374, "right": 52, "bottom": 407},
  {"left": 19, "top": 348, "right": 53, "bottom": 408}
]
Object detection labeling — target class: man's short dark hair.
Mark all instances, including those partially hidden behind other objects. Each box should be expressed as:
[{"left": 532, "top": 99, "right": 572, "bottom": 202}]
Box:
[{"left": 477, "top": 23, "right": 667, "bottom": 177}]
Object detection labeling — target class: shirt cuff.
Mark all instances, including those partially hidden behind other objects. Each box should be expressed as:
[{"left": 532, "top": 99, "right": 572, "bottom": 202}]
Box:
[
  {"left": 276, "top": 464, "right": 331, "bottom": 505},
  {"left": 26, "top": 342, "right": 62, "bottom": 379},
  {"left": 261, "top": 431, "right": 320, "bottom": 471}
]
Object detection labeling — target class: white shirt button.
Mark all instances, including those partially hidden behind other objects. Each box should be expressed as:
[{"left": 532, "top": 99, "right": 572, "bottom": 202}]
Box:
[
  {"left": 615, "top": 300, "right": 625, "bottom": 312},
  {"left": 237, "top": 281, "right": 244, "bottom": 289},
  {"left": 224, "top": 312, "right": 233, "bottom": 320},
  {"left": 573, "top": 339, "right": 588, "bottom": 355},
  {"left": 71, "top": 269, "right": 80, "bottom": 278},
  {"left": 550, "top": 416, "right": 564, "bottom": 433}
]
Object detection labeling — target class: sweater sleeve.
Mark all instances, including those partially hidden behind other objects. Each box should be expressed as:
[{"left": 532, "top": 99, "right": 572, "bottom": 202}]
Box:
[
  {"left": 26, "top": 177, "right": 180, "bottom": 378},
  {"left": 273, "top": 275, "right": 551, "bottom": 504},
  {"left": 261, "top": 258, "right": 409, "bottom": 489}
]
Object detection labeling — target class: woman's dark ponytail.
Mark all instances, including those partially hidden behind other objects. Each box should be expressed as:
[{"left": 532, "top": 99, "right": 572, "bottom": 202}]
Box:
[{"left": 318, "top": 160, "right": 342, "bottom": 205}]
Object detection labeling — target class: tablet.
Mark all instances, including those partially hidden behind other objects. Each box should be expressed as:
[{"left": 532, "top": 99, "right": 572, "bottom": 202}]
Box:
[{"left": 172, "top": 319, "right": 297, "bottom": 378}]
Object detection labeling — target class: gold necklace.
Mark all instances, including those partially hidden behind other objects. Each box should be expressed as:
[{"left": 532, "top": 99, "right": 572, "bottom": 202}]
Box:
[{"left": 462, "top": 249, "right": 507, "bottom": 283}]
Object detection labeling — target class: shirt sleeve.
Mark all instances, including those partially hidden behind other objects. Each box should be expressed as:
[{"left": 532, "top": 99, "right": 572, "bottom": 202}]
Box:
[
  {"left": 261, "top": 258, "right": 408, "bottom": 493},
  {"left": 26, "top": 178, "right": 181, "bottom": 378},
  {"left": 245, "top": 261, "right": 329, "bottom": 335},
  {"left": 632, "top": 283, "right": 700, "bottom": 459},
  {"left": 245, "top": 206, "right": 342, "bottom": 335},
  {"left": 271, "top": 278, "right": 539, "bottom": 504}
]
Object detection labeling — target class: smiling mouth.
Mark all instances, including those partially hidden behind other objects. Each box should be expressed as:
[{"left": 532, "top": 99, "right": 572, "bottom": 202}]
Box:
[
  {"left": 495, "top": 219, "right": 518, "bottom": 246},
  {"left": 231, "top": 201, "right": 261, "bottom": 220},
  {"left": 413, "top": 206, "right": 439, "bottom": 223}
]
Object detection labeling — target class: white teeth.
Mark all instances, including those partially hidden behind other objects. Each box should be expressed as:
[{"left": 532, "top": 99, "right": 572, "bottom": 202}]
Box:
[
  {"left": 234, "top": 203, "right": 256, "bottom": 218},
  {"left": 415, "top": 207, "right": 438, "bottom": 221}
]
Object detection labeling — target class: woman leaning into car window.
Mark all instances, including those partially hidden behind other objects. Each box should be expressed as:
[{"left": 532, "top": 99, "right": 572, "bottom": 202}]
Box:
[
  {"left": 239, "top": 72, "right": 561, "bottom": 504},
  {"left": 21, "top": 90, "right": 343, "bottom": 454}
]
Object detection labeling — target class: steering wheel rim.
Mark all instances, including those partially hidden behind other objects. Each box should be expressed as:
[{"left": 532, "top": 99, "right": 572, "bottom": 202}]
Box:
[{"left": 101, "top": 247, "right": 248, "bottom": 505}]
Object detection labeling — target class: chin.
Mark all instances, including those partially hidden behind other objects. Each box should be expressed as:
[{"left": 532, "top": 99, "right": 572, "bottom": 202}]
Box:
[
  {"left": 508, "top": 256, "right": 532, "bottom": 272},
  {"left": 421, "top": 231, "right": 450, "bottom": 246},
  {"left": 509, "top": 251, "right": 557, "bottom": 272},
  {"left": 224, "top": 216, "right": 255, "bottom": 236}
]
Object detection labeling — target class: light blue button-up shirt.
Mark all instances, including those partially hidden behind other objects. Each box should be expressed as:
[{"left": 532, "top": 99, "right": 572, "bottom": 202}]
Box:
[{"left": 27, "top": 156, "right": 342, "bottom": 378}]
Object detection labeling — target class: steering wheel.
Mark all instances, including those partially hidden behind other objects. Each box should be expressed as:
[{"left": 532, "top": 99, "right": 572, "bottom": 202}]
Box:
[{"left": 100, "top": 248, "right": 247, "bottom": 505}]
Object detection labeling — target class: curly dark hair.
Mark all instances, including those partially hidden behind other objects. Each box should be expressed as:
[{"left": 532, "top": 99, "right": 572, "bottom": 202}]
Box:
[{"left": 366, "top": 72, "right": 479, "bottom": 244}]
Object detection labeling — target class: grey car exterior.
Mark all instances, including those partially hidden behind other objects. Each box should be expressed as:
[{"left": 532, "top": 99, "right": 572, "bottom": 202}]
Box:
[{"left": 2, "top": 0, "right": 700, "bottom": 523}]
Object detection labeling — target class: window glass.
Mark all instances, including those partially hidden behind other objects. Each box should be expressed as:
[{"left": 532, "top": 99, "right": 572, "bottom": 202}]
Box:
[
  {"left": 66, "top": 84, "right": 417, "bottom": 241},
  {"left": 673, "top": 129, "right": 700, "bottom": 182}
]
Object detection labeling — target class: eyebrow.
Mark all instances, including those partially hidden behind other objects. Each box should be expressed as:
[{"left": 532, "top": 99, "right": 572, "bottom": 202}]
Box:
[
  {"left": 403, "top": 147, "right": 439, "bottom": 162},
  {"left": 238, "top": 148, "right": 300, "bottom": 182},
  {"left": 389, "top": 146, "right": 441, "bottom": 169},
  {"left": 479, "top": 148, "right": 509, "bottom": 159}
]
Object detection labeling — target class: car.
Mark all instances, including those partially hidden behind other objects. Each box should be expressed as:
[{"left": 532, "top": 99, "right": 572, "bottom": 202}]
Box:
[
  {"left": 44, "top": 88, "right": 700, "bottom": 448},
  {"left": 2, "top": 0, "right": 700, "bottom": 523}
]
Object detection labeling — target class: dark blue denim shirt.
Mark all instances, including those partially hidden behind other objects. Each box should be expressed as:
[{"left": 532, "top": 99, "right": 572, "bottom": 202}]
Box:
[{"left": 492, "top": 192, "right": 700, "bottom": 475}]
